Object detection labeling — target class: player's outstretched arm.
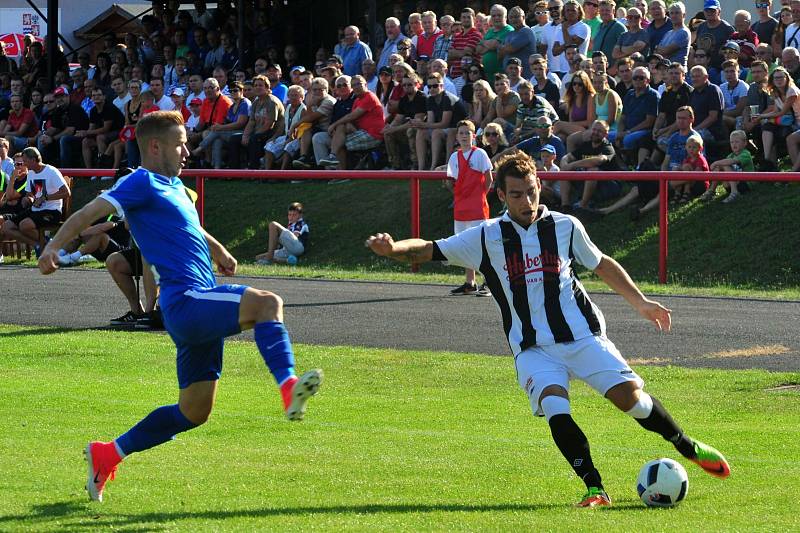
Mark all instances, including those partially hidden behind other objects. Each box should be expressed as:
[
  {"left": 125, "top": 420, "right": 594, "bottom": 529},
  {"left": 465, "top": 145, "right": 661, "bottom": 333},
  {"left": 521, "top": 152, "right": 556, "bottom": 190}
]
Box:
[
  {"left": 593, "top": 255, "right": 672, "bottom": 332},
  {"left": 38, "top": 197, "right": 116, "bottom": 275},
  {"left": 201, "top": 227, "right": 237, "bottom": 276},
  {"left": 365, "top": 233, "right": 434, "bottom": 264}
]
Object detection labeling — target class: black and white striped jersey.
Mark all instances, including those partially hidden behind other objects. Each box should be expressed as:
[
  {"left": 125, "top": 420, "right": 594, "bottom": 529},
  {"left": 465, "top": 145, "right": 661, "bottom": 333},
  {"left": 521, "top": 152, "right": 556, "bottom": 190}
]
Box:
[{"left": 434, "top": 206, "right": 606, "bottom": 355}]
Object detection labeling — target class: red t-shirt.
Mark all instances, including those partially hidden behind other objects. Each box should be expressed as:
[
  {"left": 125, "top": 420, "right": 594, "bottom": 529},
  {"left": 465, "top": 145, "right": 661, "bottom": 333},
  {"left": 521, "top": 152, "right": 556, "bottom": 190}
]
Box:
[
  {"left": 682, "top": 152, "right": 710, "bottom": 190},
  {"left": 416, "top": 30, "right": 443, "bottom": 58},
  {"left": 449, "top": 27, "right": 482, "bottom": 78},
  {"left": 178, "top": 105, "right": 191, "bottom": 122},
  {"left": 8, "top": 108, "right": 37, "bottom": 137},
  {"left": 200, "top": 94, "right": 233, "bottom": 126},
  {"left": 353, "top": 91, "right": 385, "bottom": 140}
]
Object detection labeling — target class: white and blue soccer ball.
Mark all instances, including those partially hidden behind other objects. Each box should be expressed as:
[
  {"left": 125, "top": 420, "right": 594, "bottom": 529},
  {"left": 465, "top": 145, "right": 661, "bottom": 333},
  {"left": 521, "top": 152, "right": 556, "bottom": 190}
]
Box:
[{"left": 637, "top": 458, "right": 689, "bottom": 507}]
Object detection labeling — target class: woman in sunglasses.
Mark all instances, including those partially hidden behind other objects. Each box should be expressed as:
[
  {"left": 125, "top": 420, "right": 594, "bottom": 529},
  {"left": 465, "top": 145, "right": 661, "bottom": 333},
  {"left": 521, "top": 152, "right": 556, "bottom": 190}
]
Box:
[{"left": 554, "top": 70, "right": 596, "bottom": 144}]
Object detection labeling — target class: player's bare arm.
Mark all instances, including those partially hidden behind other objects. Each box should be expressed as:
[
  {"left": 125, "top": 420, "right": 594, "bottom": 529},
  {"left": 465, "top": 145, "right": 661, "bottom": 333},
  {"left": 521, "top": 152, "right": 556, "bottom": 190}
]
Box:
[
  {"left": 201, "top": 227, "right": 237, "bottom": 276},
  {"left": 593, "top": 255, "right": 672, "bottom": 332},
  {"left": 365, "top": 233, "right": 434, "bottom": 263},
  {"left": 38, "top": 197, "right": 116, "bottom": 275}
]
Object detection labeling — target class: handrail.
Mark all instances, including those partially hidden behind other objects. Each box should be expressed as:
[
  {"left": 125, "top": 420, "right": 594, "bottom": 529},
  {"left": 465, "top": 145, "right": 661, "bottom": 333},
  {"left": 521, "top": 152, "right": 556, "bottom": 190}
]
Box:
[{"left": 60, "top": 168, "right": 799, "bottom": 283}]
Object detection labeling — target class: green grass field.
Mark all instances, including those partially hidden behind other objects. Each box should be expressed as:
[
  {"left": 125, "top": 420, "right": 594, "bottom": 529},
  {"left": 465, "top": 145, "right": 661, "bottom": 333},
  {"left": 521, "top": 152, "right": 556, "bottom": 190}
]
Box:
[{"left": 1, "top": 325, "right": 798, "bottom": 531}]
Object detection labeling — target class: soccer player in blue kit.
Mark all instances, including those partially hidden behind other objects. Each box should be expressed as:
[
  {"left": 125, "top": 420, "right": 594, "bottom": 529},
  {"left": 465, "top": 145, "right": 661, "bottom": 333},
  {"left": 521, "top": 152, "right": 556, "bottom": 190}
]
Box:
[{"left": 38, "top": 111, "right": 323, "bottom": 502}]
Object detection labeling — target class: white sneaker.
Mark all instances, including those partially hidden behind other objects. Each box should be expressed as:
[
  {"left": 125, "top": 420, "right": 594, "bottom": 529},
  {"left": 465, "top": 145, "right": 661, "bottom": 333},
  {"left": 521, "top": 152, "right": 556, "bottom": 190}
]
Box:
[
  {"left": 319, "top": 154, "right": 339, "bottom": 166},
  {"left": 78, "top": 254, "right": 96, "bottom": 263},
  {"left": 58, "top": 254, "right": 75, "bottom": 266},
  {"left": 285, "top": 369, "right": 324, "bottom": 421}
]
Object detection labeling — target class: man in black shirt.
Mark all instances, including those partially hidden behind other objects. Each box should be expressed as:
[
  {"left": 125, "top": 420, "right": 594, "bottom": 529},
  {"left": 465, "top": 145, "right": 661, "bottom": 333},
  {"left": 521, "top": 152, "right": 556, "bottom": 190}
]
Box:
[
  {"left": 558, "top": 120, "right": 619, "bottom": 210},
  {"left": 383, "top": 73, "right": 428, "bottom": 169},
  {"left": 652, "top": 62, "right": 693, "bottom": 162},
  {"left": 37, "top": 87, "right": 89, "bottom": 166},
  {"left": 411, "top": 72, "right": 466, "bottom": 170},
  {"left": 78, "top": 89, "right": 125, "bottom": 176}
]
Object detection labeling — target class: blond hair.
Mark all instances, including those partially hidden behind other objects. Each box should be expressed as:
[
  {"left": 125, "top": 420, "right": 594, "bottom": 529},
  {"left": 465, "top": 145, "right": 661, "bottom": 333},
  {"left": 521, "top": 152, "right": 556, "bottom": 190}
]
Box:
[{"left": 136, "top": 111, "right": 185, "bottom": 150}]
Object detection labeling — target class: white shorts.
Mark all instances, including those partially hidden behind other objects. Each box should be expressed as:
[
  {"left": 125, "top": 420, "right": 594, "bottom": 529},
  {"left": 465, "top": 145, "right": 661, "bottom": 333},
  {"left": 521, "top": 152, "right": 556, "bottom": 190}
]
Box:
[
  {"left": 515, "top": 335, "right": 643, "bottom": 417},
  {"left": 454, "top": 219, "right": 484, "bottom": 234}
]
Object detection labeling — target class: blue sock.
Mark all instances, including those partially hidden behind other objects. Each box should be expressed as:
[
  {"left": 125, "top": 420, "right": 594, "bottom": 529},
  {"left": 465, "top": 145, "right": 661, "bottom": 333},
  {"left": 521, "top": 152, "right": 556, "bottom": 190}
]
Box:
[
  {"left": 254, "top": 320, "right": 296, "bottom": 385},
  {"left": 115, "top": 404, "right": 197, "bottom": 456}
]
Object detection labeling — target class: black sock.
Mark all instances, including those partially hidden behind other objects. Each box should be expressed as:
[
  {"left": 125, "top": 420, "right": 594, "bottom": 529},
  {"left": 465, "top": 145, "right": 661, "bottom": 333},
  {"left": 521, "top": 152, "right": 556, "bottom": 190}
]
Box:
[
  {"left": 634, "top": 396, "right": 696, "bottom": 459},
  {"left": 548, "top": 414, "right": 603, "bottom": 490}
]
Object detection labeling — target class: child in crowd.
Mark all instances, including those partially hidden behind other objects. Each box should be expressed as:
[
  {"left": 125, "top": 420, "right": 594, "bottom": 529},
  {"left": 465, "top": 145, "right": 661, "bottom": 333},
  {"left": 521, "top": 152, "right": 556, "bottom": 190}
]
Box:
[
  {"left": 538, "top": 144, "right": 561, "bottom": 207},
  {"left": 255, "top": 202, "right": 309, "bottom": 265},
  {"left": 704, "top": 130, "right": 754, "bottom": 203},
  {"left": 446, "top": 119, "right": 493, "bottom": 296},
  {"left": 679, "top": 135, "right": 710, "bottom": 202},
  {"left": 186, "top": 98, "right": 202, "bottom": 132}
]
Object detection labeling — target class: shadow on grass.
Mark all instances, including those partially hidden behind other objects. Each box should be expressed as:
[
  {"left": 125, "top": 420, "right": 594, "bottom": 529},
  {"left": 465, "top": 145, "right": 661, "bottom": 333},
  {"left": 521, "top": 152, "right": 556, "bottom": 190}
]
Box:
[
  {"left": 0, "top": 326, "right": 114, "bottom": 338},
  {"left": 285, "top": 294, "right": 444, "bottom": 308},
  {"left": 2, "top": 500, "right": 573, "bottom": 529}
]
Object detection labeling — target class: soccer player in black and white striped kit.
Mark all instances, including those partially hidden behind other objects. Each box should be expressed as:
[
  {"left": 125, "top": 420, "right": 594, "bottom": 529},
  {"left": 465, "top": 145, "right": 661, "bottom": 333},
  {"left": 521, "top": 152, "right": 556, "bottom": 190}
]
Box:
[{"left": 366, "top": 151, "right": 730, "bottom": 508}]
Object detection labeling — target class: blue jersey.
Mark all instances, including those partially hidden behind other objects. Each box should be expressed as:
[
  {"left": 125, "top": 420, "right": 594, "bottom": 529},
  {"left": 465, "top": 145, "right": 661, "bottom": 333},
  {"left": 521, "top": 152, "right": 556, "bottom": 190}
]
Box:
[{"left": 100, "top": 168, "right": 216, "bottom": 300}]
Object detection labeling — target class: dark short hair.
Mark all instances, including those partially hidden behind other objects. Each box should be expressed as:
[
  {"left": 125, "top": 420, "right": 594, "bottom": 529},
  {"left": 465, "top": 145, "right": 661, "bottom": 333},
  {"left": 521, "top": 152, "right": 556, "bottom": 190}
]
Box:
[
  {"left": 288, "top": 202, "right": 303, "bottom": 213},
  {"left": 494, "top": 151, "right": 538, "bottom": 193}
]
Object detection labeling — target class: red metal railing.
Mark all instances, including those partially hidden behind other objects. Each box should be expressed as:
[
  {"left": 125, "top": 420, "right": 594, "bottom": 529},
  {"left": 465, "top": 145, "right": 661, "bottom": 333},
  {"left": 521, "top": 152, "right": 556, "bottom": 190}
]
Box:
[{"left": 60, "top": 168, "right": 796, "bottom": 283}]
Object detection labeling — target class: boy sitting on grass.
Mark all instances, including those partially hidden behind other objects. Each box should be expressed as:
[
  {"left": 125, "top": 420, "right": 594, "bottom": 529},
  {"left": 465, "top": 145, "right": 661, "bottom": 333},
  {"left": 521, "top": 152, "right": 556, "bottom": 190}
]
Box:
[
  {"left": 445, "top": 119, "right": 493, "bottom": 296},
  {"left": 703, "top": 130, "right": 754, "bottom": 203},
  {"left": 255, "top": 202, "right": 309, "bottom": 265}
]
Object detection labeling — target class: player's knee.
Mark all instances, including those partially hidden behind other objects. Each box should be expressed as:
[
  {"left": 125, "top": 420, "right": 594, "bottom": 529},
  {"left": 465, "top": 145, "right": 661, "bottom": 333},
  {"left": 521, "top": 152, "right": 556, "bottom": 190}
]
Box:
[
  {"left": 180, "top": 402, "right": 213, "bottom": 425},
  {"left": 606, "top": 380, "right": 641, "bottom": 412}
]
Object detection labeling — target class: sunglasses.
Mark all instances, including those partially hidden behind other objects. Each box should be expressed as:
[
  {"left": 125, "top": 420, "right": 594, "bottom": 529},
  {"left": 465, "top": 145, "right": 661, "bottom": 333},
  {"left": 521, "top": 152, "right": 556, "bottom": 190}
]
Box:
[
  {"left": 14, "top": 162, "right": 25, "bottom": 166},
  {"left": 632, "top": 75, "right": 646, "bottom": 81},
  {"left": 534, "top": 10, "right": 548, "bottom": 15},
  {"left": 397, "top": 46, "right": 409, "bottom": 51},
  {"left": 428, "top": 82, "right": 442, "bottom": 87},
  {"left": 485, "top": 131, "right": 499, "bottom": 137},
  {"left": 548, "top": 6, "right": 561, "bottom": 12},
  {"left": 755, "top": 2, "right": 769, "bottom": 7}
]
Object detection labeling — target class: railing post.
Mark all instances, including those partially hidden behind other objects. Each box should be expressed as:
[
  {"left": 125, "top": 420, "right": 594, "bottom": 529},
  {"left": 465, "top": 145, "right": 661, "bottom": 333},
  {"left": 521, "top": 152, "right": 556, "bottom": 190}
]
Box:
[
  {"left": 410, "top": 176, "right": 420, "bottom": 273},
  {"left": 196, "top": 175, "right": 205, "bottom": 227},
  {"left": 658, "top": 176, "right": 668, "bottom": 284}
]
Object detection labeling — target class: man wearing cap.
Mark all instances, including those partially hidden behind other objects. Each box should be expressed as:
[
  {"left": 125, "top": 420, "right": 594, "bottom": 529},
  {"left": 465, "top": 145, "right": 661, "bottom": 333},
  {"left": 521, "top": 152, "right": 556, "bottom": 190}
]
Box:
[
  {"left": 477, "top": 4, "right": 515, "bottom": 80},
  {"left": 38, "top": 87, "right": 89, "bottom": 166},
  {"left": 654, "top": 1, "right": 690, "bottom": 67},
  {"left": 500, "top": 6, "right": 538, "bottom": 78},
  {"left": 613, "top": 7, "right": 650, "bottom": 60},
  {"left": 187, "top": 98, "right": 203, "bottom": 132},
  {"left": 693, "top": 0, "right": 734, "bottom": 70},
  {"left": 592, "top": 1, "right": 626, "bottom": 69},
  {"left": 720, "top": 41, "right": 748, "bottom": 80},
  {"left": 290, "top": 65, "right": 306, "bottom": 87},
  {"left": 506, "top": 58, "right": 526, "bottom": 91},
  {"left": 335, "top": 26, "right": 373, "bottom": 77},
  {"left": 267, "top": 64, "right": 288, "bottom": 104},
  {"left": 496, "top": 114, "right": 566, "bottom": 164},
  {"left": 78, "top": 88, "right": 124, "bottom": 173},
  {"left": 170, "top": 88, "right": 191, "bottom": 122}
]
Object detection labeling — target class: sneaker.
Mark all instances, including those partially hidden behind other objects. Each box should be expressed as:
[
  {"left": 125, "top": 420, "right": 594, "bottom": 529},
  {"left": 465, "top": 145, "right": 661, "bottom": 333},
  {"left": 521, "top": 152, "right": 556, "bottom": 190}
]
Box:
[
  {"left": 255, "top": 258, "right": 272, "bottom": 265},
  {"left": 58, "top": 253, "right": 75, "bottom": 266},
  {"left": 100, "top": 176, "right": 114, "bottom": 181},
  {"left": 575, "top": 487, "right": 612, "bottom": 508},
  {"left": 283, "top": 369, "right": 324, "bottom": 421},
  {"left": 689, "top": 439, "right": 731, "bottom": 479},
  {"left": 292, "top": 155, "right": 315, "bottom": 170},
  {"left": 110, "top": 311, "right": 143, "bottom": 327},
  {"left": 135, "top": 310, "right": 164, "bottom": 330},
  {"left": 318, "top": 154, "right": 338, "bottom": 166},
  {"left": 475, "top": 284, "right": 492, "bottom": 297},
  {"left": 699, "top": 189, "right": 716, "bottom": 202},
  {"left": 721, "top": 191, "right": 740, "bottom": 204},
  {"left": 286, "top": 254, "right": 298, "bottom": 265},
  {"left": 450, "top": 282, "right": 478, "bottom": 295},
  {"left": 85, "top": 441, "right": 121, "bottom": 502}
]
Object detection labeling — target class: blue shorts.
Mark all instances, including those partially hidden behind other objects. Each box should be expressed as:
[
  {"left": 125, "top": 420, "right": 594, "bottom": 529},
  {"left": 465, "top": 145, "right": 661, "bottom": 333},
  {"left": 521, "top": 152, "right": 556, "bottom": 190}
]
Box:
[{"left": 161, "top": 284, "right": 249, "bottom": 389}]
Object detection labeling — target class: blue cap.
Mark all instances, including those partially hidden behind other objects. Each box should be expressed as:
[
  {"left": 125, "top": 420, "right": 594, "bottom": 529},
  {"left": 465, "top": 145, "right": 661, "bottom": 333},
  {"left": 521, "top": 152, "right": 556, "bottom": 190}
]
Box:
[
  {"left": 703, "top": 0, "right": 721, "bottom": 10},
  {"left": 540, "top": 144, "right": 556, "bottom": 154}
]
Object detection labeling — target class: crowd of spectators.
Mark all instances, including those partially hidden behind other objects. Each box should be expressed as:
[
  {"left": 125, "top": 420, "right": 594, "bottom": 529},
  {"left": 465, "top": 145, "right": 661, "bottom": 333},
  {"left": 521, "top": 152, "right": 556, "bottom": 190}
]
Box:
[{"left": 1, "top": 0, "right": 799, "bottom": 213}]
